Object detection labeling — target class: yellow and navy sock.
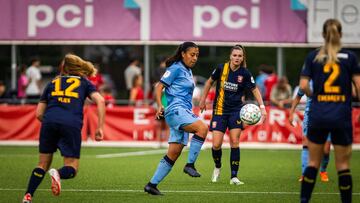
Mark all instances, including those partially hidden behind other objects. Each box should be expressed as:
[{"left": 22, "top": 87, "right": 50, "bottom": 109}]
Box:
[
  {"left": 58, "top": 166, "right": 76, "bottom": 179},
  {"left": 300, "top": 166, "right": 318, "bottom": 203},
  {"left": 338, "top": 169, "right": 352, "bottom": 203},
  {"left": 25, "top": 167, "right": 46, "bottom": 196},
  {"left": 301, "top": 146, "right": 309, "bottom": 175},
  {"left": 211, "top": 148, "right": 222, "bottom": 168},
  {"left": 320, "top": 154, "right": 329, "bottom": 172},
  {"left": 230, "top": 147, "right": 240, "bottom": 178}
]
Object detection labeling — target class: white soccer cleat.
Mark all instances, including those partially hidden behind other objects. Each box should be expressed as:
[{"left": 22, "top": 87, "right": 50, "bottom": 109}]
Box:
[
  {"left": 49, "top": 168, "right": 61, "bottom": 196},
  {"left": 211, "top": 168, "right": 221, "bottom": 182},
  {"left": 229, "top": 177, "right": 244, "bottom": 185}
]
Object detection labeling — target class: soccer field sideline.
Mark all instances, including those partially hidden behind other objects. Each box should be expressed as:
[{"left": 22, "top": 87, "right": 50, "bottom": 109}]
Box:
[
  {"left": 1, "top": 141, "right": 360, "bottom": 150},
  {"left": 1, "top": 188, "right": 360, "bottom": 196}
]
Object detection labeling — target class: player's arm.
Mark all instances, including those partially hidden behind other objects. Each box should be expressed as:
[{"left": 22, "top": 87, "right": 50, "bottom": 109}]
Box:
[
  {"left": 289, "top": 95, "right": 302, "bottom": 126},
  {"left": 36, "top": 102, "right": 47, "bottom": 122},
  {"left": 299, "top": 76, "right": 312, "bottom": 97},
  {"left": 353, "top": 75, "right": 360, "bottom": 101},
  {"left": 129, "top": 88, "right": 137, "bottom": 105},
  {"left": 251, "top": 87, "right": 267, "bottom": 121},
  {"left": 199, "top": 77, "right": 215, "bottom": 112},
  {"left": 90, "top": 92, "right": 105, "bottom": 141},
  {"left": 155, "top": 82, "right": 165, "bottom": 119}
]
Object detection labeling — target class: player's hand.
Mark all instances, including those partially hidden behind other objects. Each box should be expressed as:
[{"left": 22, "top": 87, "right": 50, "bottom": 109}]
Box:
[
  {"left": 95, "top": 128, "right": 104, "bottom": 141},
  {"left": 199, "top": 99, "right": 206, "bottom": 113},
  {"left": 289, "top": 113, "right": 295, "bottom": 127},
  {"left": 156, "top": 106, "right": 165, "bottom": 120}
]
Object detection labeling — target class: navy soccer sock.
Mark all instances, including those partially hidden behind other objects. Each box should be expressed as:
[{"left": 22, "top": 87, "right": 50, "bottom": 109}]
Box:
[
  {"left": 338, "top": 169, "right": 352, "bottom": 203},
  {"left": 230, "top": 147, "right": 240, "bottom": 178},
  {"left": 300, "top": 166, "right": 318, "bottom": 203},
  {"left": 58, "top": 166, "right": 77, "bottom": 179},
  {"left": 211, "top": 148, "right": 222, "bottom": 168},
  {"left": 320, "top": 154, "right": 330, "bottom": 173},
  {"left": 25, "top": 167, "right": 46, "bottom": 196}
]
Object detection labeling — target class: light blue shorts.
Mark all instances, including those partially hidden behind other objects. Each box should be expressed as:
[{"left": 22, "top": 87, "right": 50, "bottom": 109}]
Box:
[
  {"left": 165, "top": 107, "right": 200, "bottom": 145},
  {"left": 303, "top": 113, "right": 331, "bottom": 142}
]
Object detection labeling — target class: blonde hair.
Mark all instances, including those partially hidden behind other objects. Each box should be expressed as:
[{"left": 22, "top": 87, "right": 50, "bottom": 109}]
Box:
[
  {"left": 62, "top": 54, "right": 97, "bottom": 77},
  {"left": 314, "top": 19, "right": 342, "bottom": 64}
]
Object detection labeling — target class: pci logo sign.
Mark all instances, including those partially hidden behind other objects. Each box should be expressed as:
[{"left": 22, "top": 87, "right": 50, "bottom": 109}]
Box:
[{"left": 28, "top": 0, "right": 94, "bottom": 37}]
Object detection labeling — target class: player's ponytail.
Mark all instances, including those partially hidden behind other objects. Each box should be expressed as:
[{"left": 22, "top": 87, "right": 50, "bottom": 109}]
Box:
[
  {"left": 63, "top": 54, "right": 96, "bottom": 77},
  {"left": 165, "top": 41, "right": 198, "bottom": 67},
  {"left": 315, "top": 19, "right": 342, "bottom": 64}
]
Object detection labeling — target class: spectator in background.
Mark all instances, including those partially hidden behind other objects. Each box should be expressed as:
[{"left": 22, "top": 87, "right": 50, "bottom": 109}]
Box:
[
  {"left": 124, "top": 59, "right": 141, "bottom": 97},
  {"left": 129, "top": 74, "right": 144, "bottom": 106},
  {"left": 17, "top": 64, "right": 29, "bottom": 100},
  {"left": 88, "top": 64, "right": 104, "bottom": 90},
  {"left": 99, "top": 85, "right": 115, "bottom": 108},
  {"left": 264, "top": 65, "right": 277, "bottom": 102},
  {"left": 151, "top": 57, "right": 167, "bottom": 83},
  {"left": 255, "top": 64, "right": 269, "bottom": 99},
  {"left": 26, "top": 58, "right": 42, "bottom": 100},
  {"left": 0, "top": 80, "right": 10, "bottom": 104},
  {"left": 270, "top": 76, "right": 292, "bottom": 108}
]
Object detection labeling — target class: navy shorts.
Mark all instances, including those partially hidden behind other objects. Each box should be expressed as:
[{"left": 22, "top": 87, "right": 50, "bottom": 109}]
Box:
[
  {"left": 307, "top": 127, "right": 352, "bottom": 146},
  {"left": 210, "top": 112, "right": 244, "bottom": 133},
  {"left": 39, "top": 122, "right": 82, "bottom": 158}
]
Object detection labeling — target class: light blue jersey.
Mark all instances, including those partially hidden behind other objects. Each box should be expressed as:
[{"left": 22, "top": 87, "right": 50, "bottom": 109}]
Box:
[
  {"left": 297, "top": 81, "right": 330, "bottom": 141},
  {"left": 160, "top": 61, "right": 195, "bottom": 111},
  {"left": 160, "top": 61, "right": 199, "bottom": 145}
]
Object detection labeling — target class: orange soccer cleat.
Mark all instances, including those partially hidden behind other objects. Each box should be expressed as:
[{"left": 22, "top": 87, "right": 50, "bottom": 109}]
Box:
[{"left": 320, "top": 171, "right": 329, "bottom": 182}]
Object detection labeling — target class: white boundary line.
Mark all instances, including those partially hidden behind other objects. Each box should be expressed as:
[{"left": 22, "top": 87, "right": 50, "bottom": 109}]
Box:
[
  {"left": 1, "top": 141, "right": 360, "bottom": 150},
  {"left": 0, "top": 188, "right": 359, "bottom": 195},
  {"left": 96, "top": 149, "right": 168, "bottom": 158}
]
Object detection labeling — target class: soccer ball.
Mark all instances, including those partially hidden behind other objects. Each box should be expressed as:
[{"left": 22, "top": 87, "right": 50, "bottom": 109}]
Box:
[{"left": 240, "top": 104, "right": 262, "bottom": 125}]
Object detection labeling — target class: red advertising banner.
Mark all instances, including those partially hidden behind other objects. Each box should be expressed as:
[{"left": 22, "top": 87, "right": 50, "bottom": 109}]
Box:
[{"left": 0, "top": 105, "right": 359, "bottom": 144}]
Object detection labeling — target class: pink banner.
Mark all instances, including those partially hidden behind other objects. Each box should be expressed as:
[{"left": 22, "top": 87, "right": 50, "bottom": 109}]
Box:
[
  {"left": 0, "top": 0, "right": 306, "bottom": 42},
  {"left": 0, "top": 105, "right": 359, "bottom": 144}
]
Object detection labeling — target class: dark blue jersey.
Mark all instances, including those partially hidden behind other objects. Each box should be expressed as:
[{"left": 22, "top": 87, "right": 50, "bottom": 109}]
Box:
[
  {"left": 301, "top": 49, "right": 360, "bottom": 128},
  {"left": 40, "top": 76, "right": 97, "bottom": 129},
  {"left": 211, "top": 63, "right": 256, "bottom": 115}
]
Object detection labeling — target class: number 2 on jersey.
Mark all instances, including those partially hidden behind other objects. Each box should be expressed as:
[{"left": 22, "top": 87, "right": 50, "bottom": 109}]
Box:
[
  {"left": 51, "top": 77, "right": 80, "bottom": 98},
  {"left": 323, "top": 63, "right": 340, "bottom": 93}
]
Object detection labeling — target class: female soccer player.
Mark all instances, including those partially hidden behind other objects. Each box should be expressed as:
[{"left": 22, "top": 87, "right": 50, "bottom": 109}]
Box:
[
  {"left": 22, "top": 54, "right": 105, "bottom": 203},
  {"left": 198, "top": 45, "right": 266, "bottom": 185},
  {"left": 144, "top": 42, "right": 208, "bottom": 195},
  {"left": 289, "top": 82, "right": 331, "bottom": 182},
  {"left": 299, "top": 19, "right": 360, "bottom": 203}
]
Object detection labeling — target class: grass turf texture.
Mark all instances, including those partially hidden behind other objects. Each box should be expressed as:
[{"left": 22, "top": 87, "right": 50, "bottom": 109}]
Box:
[{"left": 0, "top": 146, "right": 359, "bottom": 203}]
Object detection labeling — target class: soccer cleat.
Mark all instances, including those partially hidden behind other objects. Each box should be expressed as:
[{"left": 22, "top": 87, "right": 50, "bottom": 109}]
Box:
[
  {"left": 229, "top": 177, "right": 244, "bottom": 185},
  {"left": 298, "top": 175, "right": 304, "bottom": 182},
  {"left": 183, "top": 166, "right": 201, "bottom": 177},
  {"left": 144, "top": 183, "right": 163, "bottom": 195},
  {"left": 49, "top": 168, "right": 61, "bottom": 196},
  {"left": 320, "top": 171, "right": 329, "bottom": 182},
  {"left": 211, "top": 167, "right": 221, "bottom": 182},
  {"left": 22, "top": 193, "right": 32, "bottom": 203}
]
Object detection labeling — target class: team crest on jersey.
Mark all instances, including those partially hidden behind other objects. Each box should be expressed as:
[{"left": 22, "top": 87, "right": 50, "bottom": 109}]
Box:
[
  {"left": 237, "top": 76, "right": 243, "bottom": 83},
  {"left": 212, "top": 121, "right": 217, "bottom": 128},
  {"left": 163, "top": 70, "right": 171, "bottom": 78}
]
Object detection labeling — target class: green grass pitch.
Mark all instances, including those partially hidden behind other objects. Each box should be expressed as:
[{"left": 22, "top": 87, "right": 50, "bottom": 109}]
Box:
[{"left": 0, "top": 146, "right": 359, "bottom": 202}]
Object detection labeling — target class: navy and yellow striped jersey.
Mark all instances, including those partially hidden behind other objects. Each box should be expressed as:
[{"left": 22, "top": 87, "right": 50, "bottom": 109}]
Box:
[
  {"left": 40, "top": 76, "right": 97, "bottom": 129},
  {"left": 301, "top": 49, "right": 360, "bottom": 128},
  {"left": 211, "top": 63, "right": 256, "bottom": 115}
]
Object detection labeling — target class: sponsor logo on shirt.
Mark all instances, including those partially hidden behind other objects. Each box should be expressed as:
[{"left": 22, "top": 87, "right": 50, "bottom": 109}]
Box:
[{"left": 163, "top": 70, "right": 171, "bottom": 78}]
